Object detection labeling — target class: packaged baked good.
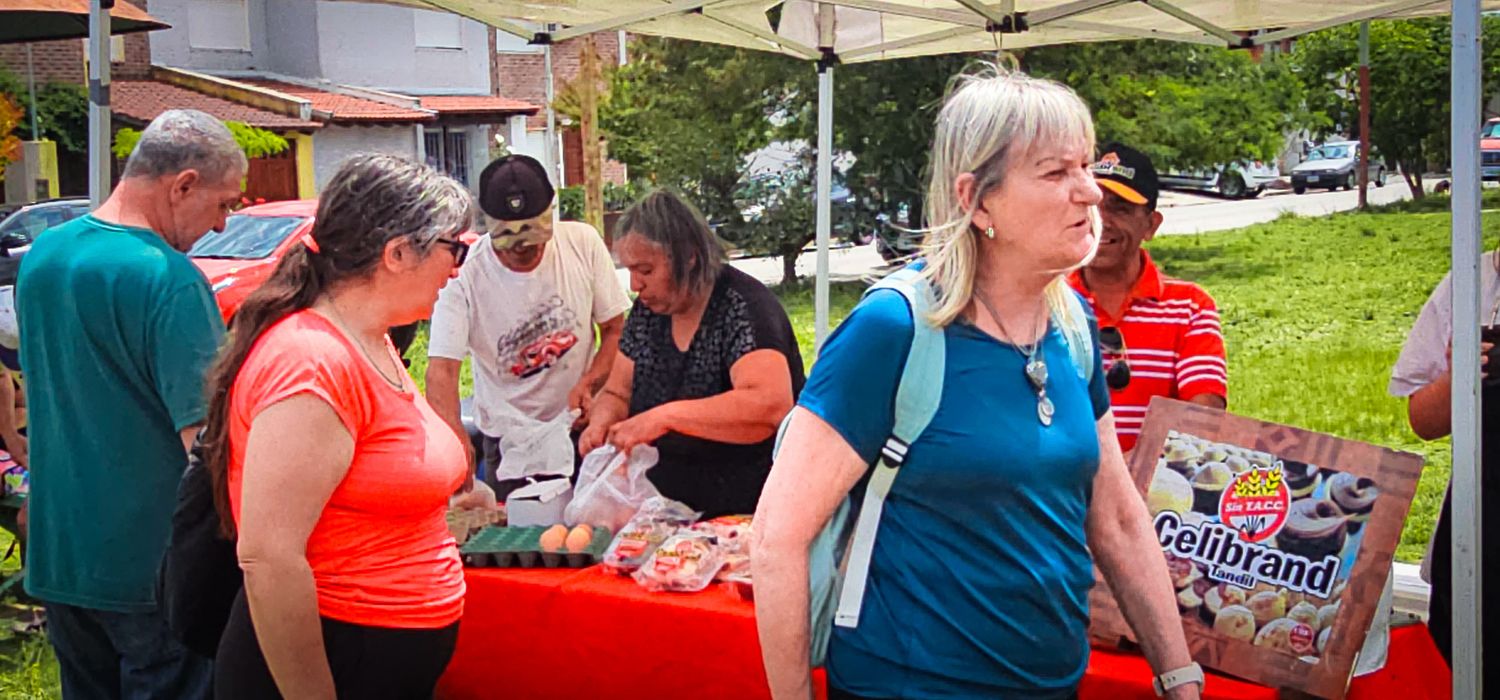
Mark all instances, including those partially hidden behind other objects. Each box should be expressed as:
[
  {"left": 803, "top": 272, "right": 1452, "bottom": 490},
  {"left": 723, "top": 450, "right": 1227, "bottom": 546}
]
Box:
[
  {"left": 600, "top": 497, "right": 698, "bottom": 574},
  {"left": 633, "top": 531, "right": 724, "bottom": 592},
  {"left": 693, "top": 515, "right": 753, "bottom": 580}
]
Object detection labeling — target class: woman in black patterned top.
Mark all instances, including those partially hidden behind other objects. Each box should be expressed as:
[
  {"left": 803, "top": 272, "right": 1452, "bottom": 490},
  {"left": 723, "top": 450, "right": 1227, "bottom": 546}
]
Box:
[{"left": 578, "top": 190, "right": 805, "bottom": 517}]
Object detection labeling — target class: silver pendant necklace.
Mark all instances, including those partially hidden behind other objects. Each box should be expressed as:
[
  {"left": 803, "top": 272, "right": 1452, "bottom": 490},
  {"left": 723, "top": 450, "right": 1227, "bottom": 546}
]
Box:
[{"left": 975, "top": 292, "right": 1053, "bottom": 426}]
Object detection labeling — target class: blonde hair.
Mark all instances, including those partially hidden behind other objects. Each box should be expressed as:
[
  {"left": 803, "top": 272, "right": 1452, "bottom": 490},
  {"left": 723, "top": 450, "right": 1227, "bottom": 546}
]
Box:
[{"left": 919, "top": 63, "right": 1097, "bottom": 328}]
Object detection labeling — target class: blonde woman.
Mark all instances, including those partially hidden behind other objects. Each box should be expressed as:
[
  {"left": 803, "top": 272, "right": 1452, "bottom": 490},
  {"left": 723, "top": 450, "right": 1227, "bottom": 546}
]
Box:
[{"left": 753, "top": 67, "right": 1198, "bottom": 699}]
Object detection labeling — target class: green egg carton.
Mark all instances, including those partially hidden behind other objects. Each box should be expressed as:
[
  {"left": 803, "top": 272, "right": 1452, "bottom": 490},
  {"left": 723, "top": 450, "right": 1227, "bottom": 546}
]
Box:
[{"left": 460, "top": 525, "right": 613, "bottom": 568}]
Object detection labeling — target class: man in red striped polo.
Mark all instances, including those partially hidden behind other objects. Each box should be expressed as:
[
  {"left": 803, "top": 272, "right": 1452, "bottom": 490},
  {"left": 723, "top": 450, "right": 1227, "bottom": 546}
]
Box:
[{"left": 1067, "top": 143, "right": 1227, "bottom": 452}]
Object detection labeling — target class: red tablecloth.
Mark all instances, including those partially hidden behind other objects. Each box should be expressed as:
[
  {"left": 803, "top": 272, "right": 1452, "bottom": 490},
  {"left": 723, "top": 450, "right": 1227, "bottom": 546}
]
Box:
[{"left": 437, "top": 567, "right": 1451, "bottom": 700}]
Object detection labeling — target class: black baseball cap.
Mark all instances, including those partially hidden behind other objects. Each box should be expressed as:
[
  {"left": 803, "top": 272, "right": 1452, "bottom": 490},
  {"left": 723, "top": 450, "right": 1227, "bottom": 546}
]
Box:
[
  {"left": 1092, "top": 143, "right": 1159, "bottom": 211},
  {"left": 478, "top": 154, "right": 555, "bottom": 221}
]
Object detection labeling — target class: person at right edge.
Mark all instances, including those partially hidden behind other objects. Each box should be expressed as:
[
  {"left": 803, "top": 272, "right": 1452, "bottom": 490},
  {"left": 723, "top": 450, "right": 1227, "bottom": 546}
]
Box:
[
  {"left": 753, "top": 66, "right": 1199, "bottom": 699},
  {"left": 1390, "top": 251, "right": 1500, "bottom": 687}
]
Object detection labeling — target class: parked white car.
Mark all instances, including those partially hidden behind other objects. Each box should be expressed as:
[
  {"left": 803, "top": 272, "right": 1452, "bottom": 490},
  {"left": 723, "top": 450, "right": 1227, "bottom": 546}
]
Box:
[{"left": 1159, "top": 161, "right": 1281, "bottom": 199}]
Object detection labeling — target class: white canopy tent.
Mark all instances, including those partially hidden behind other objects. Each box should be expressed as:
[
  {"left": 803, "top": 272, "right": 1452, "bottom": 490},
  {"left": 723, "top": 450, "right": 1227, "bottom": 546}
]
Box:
[{"left": 80, "top": 0, "right": 1494, "bottom": 693}]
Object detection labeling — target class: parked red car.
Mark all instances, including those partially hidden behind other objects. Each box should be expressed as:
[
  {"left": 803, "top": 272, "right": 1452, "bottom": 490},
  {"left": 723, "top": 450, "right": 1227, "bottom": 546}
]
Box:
[
  {"left": 189, "top": 199, "right": 477, "bottom": 357},
  {"left": 189, "top": 199, "right": 317, "bottom": 322}
]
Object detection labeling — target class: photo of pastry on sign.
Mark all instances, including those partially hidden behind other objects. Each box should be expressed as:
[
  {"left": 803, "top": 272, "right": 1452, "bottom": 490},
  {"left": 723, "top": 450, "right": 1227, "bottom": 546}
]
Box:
[{"left": 1089, "top": 398, "right": 1423, "bottom": 699}]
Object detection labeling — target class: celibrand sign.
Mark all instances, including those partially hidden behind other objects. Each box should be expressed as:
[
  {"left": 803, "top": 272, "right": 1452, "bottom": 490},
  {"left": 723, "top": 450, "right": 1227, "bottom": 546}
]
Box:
[{"left": 1088, "top": 398, "right": 1424, "bottom": 699}]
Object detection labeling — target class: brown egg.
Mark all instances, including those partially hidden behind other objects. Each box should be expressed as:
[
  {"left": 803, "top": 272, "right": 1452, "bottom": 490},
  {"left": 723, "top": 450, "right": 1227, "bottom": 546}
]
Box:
[
  {"left": 539, "top": 524, "right": 568, "bottom": 552},
  {"left": 565, "top": 524, "right": 594, "bottom": 553}
]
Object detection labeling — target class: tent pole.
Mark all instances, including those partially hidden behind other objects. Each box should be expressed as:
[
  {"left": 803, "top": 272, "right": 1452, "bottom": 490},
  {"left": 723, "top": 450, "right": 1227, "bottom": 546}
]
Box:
[
  {"left": 88, "top": 0, "right": 113, "bottom": 208},
  {"left": 814, "top": 60, "right": 833, "bottom": 348},
  {"left": 26, "top": 45, "right": 39, "bottom": 139},
  {"left": 1358, "top": 20, "right": 1370, "bottom": 209},
  {"left": 1451, "top": 1, "right": 1483, "bottom": 697},
  {"left": 544, "top": 34, "right": 559, "bottom": 187}
]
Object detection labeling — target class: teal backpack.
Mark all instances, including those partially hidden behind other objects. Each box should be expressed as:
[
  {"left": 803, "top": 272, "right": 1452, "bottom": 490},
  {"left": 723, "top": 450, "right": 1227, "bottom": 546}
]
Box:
[{"left": 780, "top": 265, "right": 1095, "bottom": 667}]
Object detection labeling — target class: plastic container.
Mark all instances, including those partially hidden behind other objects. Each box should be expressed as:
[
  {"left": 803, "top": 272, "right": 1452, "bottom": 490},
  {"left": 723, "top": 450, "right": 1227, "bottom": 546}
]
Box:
[
  {"left": 505, "top": 479, "right": 573, "bottom": 527},
  {"left": 460, "top": 525, "right": 613, "bottom": 568}
]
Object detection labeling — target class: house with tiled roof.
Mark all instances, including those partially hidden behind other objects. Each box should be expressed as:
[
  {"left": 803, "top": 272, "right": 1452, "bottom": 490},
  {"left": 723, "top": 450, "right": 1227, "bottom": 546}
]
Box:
[
  {"left": 0, "top": 0, "right": 543, "bottom": 201},
  {"left": 138, "top": 0, "right": 540, "bottom": 197}
]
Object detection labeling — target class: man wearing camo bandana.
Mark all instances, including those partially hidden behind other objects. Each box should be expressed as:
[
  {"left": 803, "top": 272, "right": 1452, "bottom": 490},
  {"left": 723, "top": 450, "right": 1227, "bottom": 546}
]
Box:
[{"left": 426, "top": 155, "right": 631, "bottom": 498}]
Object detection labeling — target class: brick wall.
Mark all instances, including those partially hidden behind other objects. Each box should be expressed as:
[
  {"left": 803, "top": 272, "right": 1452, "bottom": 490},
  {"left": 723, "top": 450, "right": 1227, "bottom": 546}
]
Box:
[
  {"left": 0, "top": 40, "right": 85, "bottom": 87},
  {"left": 115, "top": 31, "right": 154, "bottom": 80}
]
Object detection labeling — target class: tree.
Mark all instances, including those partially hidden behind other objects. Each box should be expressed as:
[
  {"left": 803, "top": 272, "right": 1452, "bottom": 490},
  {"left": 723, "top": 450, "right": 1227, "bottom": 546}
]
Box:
[
  {"left": 600, "top": 37, "right": 802, "bottom": 228},
  {"left": 1292, "top": 17, "right": 1500, "bottom": 199},
  {"left": 0, "top": 94, "right": 21, "bottom": 171},
  {"left": 0, "top": 69, "right": 89, "bottom": 155},
  {"left": 1022, "top": 42, "right": 1316, "bottom": 177}
]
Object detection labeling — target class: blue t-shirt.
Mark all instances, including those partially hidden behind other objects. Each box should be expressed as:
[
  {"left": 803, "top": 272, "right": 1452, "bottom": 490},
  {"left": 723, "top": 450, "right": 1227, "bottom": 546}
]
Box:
[
  {"left": 799, "top": 287, "right": 1110, "bottom": 699},
  {"left": 18, "top": 215, "right": 225, "bottom": 612}
]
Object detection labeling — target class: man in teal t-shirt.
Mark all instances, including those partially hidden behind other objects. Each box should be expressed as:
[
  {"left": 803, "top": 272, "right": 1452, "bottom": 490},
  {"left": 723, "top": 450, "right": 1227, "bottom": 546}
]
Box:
[{"left": 17, "top": 110, "right": 242, "bottom": 700}]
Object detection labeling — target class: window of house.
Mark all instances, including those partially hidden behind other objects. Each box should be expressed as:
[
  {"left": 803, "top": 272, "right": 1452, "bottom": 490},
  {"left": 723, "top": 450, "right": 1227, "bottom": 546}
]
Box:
[
  {"left": 425, "top": 131, "right": 471, "bottom": 186},
  {"left": 495, "top": 22, "right": 544, "bottom": 54},
  {"left": 415, "top": 10, "right": 465, "bottom": 49},
  {"left": 110, "top": 35, "right": 125, "bottom": 63},
  {"left": 188, "top": 0, "right": 251, "bottom": 51}
]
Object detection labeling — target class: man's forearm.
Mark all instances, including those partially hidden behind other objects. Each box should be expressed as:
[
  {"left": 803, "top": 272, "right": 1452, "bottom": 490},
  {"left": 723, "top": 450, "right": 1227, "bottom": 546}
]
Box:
[
  {"left": 585, "top": 324, "right": 624, "bottom": 392},
  {"left": 425, "top": 366, "right": 466, "bottom": 443}
]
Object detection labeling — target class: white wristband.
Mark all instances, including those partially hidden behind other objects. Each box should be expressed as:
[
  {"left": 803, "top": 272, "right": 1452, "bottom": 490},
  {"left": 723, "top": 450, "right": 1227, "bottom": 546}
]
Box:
[{"left": 1152, "top": 662, "right": 1204, "bottom": 696}]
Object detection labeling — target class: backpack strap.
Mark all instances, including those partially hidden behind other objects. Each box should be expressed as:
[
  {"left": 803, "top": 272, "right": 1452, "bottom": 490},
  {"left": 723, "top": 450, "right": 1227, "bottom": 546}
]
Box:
[
  {"left": 1052, "top": 288, "right": 1095, "bottom": 384},
  {"left": 834, "top": 266, "right": 945, "bottom": 628}
]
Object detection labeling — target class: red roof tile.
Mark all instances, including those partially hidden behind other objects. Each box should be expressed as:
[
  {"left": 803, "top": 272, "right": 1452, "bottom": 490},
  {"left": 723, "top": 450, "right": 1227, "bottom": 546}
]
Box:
[
  {"left": 238, "top": 79, "right": 434, "bottom": 123},
  {"left": 420, "top": 95, "right": 540, "bottom": 116},
  {"left": 112, "top": 80, "right": 321, "bottom": 131}
]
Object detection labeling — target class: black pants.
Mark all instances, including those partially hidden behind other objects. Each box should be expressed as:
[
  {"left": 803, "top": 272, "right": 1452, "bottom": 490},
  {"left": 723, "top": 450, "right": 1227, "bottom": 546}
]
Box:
[
  {"left": 1426, "top": 486, "right": 1499, "bottom": 685},
  {"left": 214, "top": 590, "right": 458, "bottom": 700}
]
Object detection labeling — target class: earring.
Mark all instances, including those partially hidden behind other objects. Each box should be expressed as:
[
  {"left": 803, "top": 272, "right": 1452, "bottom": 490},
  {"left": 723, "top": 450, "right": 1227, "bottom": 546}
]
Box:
[{"left": 984, "top": 226, "right": 996, "bottom": 239}]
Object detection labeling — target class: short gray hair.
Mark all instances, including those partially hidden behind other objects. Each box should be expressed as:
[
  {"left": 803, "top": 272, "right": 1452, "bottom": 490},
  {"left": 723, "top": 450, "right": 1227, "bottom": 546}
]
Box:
[{"left": 122, "top": 109, "right": 248, "bottom": 184}]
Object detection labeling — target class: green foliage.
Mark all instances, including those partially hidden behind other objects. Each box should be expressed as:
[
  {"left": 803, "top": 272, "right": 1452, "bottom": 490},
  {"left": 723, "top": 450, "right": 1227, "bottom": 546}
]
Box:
[
  {"left": 1291, "top": 17, "right": 1500, "bottom": 198},
  {"left": 0, "top": 69, "right": 89, "bottom": 155},
  {"left": 559, "top": 181, "right": 643, "bottom": 220},
  {"left": 600, "top": 37, "right": 803, "bottom": 227},
  {"left": 224, "top": 122, "right": 290, "bottom": 159},
  {"left": 112, "top": 121, "right": 289, "bottom": 161},
  {"left": 1022, "top": 42, "right": 1317, "bottom": 171}
]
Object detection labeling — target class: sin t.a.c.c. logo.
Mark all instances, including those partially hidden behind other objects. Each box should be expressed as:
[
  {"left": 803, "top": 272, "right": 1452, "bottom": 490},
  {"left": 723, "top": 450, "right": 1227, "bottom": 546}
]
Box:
[{"left": 1219, "top": 463, "right": 1290, "bottom": 543}]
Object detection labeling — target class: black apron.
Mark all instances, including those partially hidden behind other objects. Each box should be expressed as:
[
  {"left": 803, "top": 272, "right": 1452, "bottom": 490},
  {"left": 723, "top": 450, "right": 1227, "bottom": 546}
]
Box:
[{"left": 1426, "top": 378, "right": 1500, "bottom": 680}]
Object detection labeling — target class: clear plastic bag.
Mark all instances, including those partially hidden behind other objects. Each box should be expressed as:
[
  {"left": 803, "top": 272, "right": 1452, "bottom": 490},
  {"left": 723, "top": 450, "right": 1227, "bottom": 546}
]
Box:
[
  {"left": 563, "top": 445, "right": 661, "bottom": 531},
  {"left": 600, "top": 497, "right": 698, "bottom": 574},
  {"left": 693, "top": 515, "right": 753, "bottom": 581},
  {"left": 495, "top": 409, "right": 579, "bottom": 481},
  {"left": 633, "top": 531, "right": 725, "bottom": 593}
]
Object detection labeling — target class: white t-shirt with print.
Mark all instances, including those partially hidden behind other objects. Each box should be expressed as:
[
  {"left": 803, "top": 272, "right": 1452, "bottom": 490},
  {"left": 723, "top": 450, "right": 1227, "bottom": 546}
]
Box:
[{"left": 429, "top": 221, "right": 631, "bottom": 438}]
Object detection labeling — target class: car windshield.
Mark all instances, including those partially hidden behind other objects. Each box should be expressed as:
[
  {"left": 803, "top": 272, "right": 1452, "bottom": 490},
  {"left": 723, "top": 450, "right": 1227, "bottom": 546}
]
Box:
[
  {"left": 1307, "top": 145, "right": 1352, "bottom": 161},
  {"left": 1486, "top": 122, "right": 1500, "bottom": 138},
  {"left": 189, "top": 215, "right": 305, "bottom": 260},
  {"left": 0, "top": 202, "right": 90, "bottom": 240}
]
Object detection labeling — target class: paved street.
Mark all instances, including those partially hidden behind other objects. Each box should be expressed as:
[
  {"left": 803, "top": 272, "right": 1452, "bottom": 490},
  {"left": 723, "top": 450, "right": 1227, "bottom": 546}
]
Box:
[{"left": 713, "top": 180, "right": 1430, "bottom": 287}]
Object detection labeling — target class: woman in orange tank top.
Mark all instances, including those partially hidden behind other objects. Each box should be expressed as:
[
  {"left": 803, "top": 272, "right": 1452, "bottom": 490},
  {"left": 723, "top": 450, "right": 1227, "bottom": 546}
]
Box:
[{"left": 200, "top": 154, "right": 475, "bottom": 699}]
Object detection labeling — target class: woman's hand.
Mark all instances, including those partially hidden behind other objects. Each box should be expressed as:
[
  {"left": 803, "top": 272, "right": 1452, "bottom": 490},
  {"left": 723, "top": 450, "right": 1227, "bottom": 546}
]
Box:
[{"left": 605, "top": 409, "right": 671, "bottom": 456}]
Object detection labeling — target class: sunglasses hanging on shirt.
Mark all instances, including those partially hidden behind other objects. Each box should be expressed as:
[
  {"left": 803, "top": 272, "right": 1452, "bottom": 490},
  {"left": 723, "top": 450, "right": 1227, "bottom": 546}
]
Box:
[{"left": 1098, "top": 326, "right": 1132, "bottom": 391}]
